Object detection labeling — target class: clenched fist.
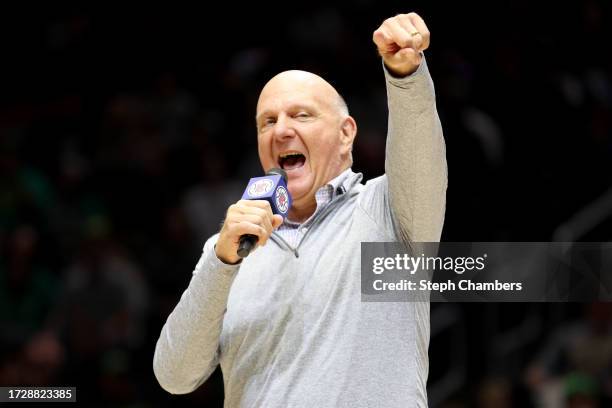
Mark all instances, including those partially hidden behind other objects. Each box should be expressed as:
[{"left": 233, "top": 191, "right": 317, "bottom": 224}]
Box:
[
  {"left": 373, "top": 12, "right": 430, "bottom": 77},
  {"left": 215, "top": 200, "right": 284, "bottom": 264}
]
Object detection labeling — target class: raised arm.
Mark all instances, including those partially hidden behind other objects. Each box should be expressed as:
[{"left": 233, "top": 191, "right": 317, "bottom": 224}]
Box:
[{"left": 373, "top": 13, "right": 447, "bottom": 242}]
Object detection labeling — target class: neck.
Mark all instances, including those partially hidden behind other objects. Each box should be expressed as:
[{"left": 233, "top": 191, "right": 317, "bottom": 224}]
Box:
[{"left": 288, "top": 199, "right": 317, "bottom": 224}]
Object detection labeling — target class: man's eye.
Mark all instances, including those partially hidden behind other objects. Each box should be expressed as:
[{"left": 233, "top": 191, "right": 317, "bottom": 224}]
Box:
[
  {"left": 262, "top": 118, "right": 276, "bottom": 126},
  {"left": 295, "top": 112, "right": 310, "bottom": 119}
]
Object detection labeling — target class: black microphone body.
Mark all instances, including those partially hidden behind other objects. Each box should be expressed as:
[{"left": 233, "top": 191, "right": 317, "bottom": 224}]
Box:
[{"left": 237, "top": 234, "right": 258, "bottom": 258}]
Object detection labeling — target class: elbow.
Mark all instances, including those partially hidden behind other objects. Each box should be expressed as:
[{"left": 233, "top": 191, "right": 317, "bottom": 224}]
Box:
[{"left": 153, "top": 349, "right": 200, "bottom": 395}]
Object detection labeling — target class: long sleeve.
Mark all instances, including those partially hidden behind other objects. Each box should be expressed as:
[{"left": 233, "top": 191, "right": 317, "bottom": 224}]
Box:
[
  {"left": 384, "top": 55, "right": 447, "bottom": 243},
  {"left": 153, "top": 234, "right": 240, "bottom": 394}
]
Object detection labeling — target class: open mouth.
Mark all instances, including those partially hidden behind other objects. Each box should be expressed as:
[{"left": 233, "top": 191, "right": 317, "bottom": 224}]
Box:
[{"left": 279, "top": 152, "right": 306, "bottom": 171}]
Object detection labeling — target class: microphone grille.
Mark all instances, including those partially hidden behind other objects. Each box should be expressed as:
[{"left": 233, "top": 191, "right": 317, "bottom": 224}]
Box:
[{"left": 266, "top": 168, "right": 288, "bottom": 183}]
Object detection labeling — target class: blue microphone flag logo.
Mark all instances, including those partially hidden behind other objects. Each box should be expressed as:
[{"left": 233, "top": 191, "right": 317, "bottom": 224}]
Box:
[
  {"left": 247, "top": 179, "right": 274, "bottom": 197},
  {"left": 275, "top": 186, "right": 290, "bottom": 214}
]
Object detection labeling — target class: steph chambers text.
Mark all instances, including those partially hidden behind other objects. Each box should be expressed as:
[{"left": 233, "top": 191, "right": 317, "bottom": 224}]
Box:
[{"left": 372, "top": 279, "right": 523, "bottom": 292}]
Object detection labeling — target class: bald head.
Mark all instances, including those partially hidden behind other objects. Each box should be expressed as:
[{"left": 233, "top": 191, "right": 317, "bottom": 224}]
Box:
[{"left": 257, "top": 70, "right": 348, "bottom": 119}]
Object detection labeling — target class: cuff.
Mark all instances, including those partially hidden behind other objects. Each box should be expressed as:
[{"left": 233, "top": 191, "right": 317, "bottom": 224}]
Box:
[
  {"left": 195, "top": 234, "right": 242, "bottom": 278},
  {"left": 383, "top": 52, "right": 428, "bottom": 89}
]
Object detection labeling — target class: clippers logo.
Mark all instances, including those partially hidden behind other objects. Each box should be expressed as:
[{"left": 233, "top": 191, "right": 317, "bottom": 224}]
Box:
[
  {"left": 275, "top": 186, "right": 290, "bottom": 214},
  {"left": 247, "top": 179, "right": 274, "bottom": 197}
]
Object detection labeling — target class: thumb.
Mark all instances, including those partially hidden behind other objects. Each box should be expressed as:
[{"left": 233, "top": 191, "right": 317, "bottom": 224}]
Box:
[
  {"left": 272, "top": 214, "right": 284, "bottom": 229},
  {"left": 385, "top": 48, "right": 422, "bottom": 77}
]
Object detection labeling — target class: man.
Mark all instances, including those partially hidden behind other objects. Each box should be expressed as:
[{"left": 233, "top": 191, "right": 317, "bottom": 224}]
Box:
[{"left": 154, "top": 12, "right": 446, "bottom": 407}]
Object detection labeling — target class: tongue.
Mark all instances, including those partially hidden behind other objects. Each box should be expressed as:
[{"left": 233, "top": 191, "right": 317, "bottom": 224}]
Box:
[{"left": 282, "top": 156, "right": 305, "bottom": 170}]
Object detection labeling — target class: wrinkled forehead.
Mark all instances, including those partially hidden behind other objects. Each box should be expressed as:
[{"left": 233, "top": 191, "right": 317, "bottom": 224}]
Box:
[{"left": 256, "top": 71, "right": 338, "bottom": 114}]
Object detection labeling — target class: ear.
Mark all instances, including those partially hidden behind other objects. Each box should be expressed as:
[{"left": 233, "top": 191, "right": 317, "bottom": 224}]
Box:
[{"left": 339, "top": 116, "right": 357, "bottom": 154}]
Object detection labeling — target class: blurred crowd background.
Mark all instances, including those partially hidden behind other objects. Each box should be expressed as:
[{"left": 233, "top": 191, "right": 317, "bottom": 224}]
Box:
[{"left": 1, "top": 1, "right": 612, "bottom": 407}]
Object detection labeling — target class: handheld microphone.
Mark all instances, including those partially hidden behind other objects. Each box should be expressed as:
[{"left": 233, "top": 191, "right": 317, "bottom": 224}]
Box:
[{"left": 237, "top": 168, "right": 292, "bottom": 258}]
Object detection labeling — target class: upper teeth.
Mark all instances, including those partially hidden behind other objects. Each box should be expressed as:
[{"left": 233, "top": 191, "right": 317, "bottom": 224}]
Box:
[{"left": 280, "top": 152, "right": 302, "bottom": 159}]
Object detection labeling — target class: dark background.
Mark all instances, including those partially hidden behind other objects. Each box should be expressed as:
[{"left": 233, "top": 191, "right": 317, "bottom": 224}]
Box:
[{"left": 1, "top": 1, "right": 612, "bottom": 407}]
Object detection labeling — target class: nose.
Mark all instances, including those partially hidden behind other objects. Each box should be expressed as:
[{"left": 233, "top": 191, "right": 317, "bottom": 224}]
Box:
[{"left": 272, "top": 114, "right": 296, "bottom": 141}]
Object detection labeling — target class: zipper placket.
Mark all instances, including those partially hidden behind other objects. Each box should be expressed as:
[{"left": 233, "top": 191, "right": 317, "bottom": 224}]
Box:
[{"left": 270, "top": 189, "right": 353, "bottom": 258}]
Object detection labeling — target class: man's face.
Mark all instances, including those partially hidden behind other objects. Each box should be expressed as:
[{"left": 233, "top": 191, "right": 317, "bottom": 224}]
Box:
[{"left": 256, "top": 71, "right": 354, "bottom": 215}]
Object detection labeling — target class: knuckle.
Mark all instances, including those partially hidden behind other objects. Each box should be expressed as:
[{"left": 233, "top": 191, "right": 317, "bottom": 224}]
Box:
[
  {"left": 242, "top": 222, "right": 255, "bottom": 235},
  {"left": 256, "top": 207, "right": 268, "bottom": 218},
  {"left": 397, "top": 37, "right": 411, "bottom": 47},
  {"left": 252, "top": 199, "right": 266, "bottom": 207},
  {"left": 242, "top": 200, "right": 255, "bottom": 208}
]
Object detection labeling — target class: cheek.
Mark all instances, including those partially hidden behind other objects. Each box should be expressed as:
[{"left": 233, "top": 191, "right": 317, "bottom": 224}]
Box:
[
  {"left": 257, "top": 137, "right": 272, "bottom": 163},
  {"left": 316, "top": 136, "right": 342, "bottom": 159}
]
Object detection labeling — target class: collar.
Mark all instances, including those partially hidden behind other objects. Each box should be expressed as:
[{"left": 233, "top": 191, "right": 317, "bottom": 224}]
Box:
[{"left": 327, "top": 167, "right": 352, "bottom": 196}]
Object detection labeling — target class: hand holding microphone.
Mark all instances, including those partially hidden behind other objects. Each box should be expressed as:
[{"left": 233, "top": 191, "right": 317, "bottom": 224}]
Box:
[{"left": 215, "top": 168, "right": 292, "bottom": 264}]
